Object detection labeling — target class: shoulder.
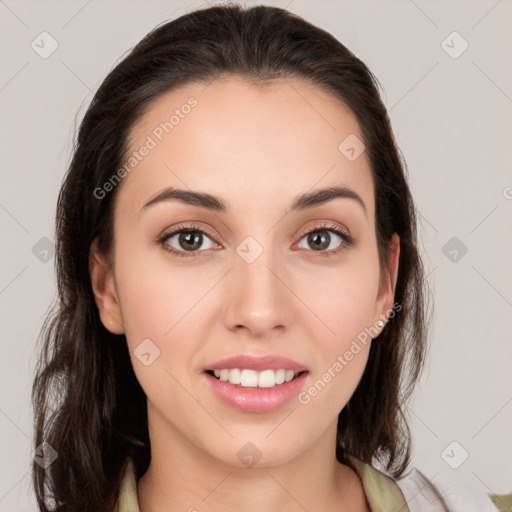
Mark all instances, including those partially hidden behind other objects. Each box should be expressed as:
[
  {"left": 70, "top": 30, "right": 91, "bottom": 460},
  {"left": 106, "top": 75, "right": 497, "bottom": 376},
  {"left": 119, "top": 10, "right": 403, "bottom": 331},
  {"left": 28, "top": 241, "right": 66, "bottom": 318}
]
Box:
[
  {"left": 395, "top": 467, "right": 501, "bottom": 512},
  {"left": 345, "top": 455, "right": 502, "bottom": 512}
]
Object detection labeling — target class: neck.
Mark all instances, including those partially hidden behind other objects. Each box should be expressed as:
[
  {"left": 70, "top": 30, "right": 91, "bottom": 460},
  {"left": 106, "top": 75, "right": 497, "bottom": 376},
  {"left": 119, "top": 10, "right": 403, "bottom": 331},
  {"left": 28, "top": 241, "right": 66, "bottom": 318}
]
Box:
[{"left": 137, "top": 402, "right": 369, "bottom": 512}]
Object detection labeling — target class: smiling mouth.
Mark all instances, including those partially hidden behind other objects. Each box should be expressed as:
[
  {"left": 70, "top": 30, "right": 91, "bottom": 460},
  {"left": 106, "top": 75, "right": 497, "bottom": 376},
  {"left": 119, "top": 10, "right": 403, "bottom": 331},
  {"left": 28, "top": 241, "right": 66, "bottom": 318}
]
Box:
[{"left": 204, "top": 368, "right": 308, "bottom": 388}]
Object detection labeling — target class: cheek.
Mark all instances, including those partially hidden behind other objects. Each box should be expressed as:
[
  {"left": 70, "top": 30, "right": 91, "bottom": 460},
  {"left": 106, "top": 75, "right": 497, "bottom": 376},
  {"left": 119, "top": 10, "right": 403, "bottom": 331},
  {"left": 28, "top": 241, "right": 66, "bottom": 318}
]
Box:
[
  {"left": 112, "top": 245, "right": 211, "bottom": 387},
  {"left": 295, "top": 273, "right": 375, "bottom": 420},
  {"left": 292, "top": 249, "right": 380, "bottom": 411},
  {"left": 114, "top": 241, "right": 208, "bottom": 338},
  {"left": 300, "top": 249, "right": 381, "bottom": 346}
]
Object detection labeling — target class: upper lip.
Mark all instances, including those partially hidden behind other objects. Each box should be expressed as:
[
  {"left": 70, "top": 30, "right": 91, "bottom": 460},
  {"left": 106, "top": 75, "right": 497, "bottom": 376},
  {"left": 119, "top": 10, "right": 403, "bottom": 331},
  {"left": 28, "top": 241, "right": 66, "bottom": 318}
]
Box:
[{"left": 204, "top": 355, "right": 308, "bottom": 372}]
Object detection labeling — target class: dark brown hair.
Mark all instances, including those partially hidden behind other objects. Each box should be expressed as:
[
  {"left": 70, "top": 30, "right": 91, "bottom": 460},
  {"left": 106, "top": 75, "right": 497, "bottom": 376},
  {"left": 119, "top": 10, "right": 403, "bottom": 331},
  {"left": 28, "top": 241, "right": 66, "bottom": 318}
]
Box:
[{"left": 32, "top": 4, "right": 430, "bottom": 510}]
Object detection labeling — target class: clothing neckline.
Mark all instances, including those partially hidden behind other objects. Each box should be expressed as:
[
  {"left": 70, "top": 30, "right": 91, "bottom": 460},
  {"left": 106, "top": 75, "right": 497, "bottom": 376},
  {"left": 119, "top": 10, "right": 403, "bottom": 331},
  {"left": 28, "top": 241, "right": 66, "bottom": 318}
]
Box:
[
  {"left": 344, "top": 454, "right": 409, "bottom": 511},
  {"left": 116, "top": 455, "right": 410, "bottom": 512}
]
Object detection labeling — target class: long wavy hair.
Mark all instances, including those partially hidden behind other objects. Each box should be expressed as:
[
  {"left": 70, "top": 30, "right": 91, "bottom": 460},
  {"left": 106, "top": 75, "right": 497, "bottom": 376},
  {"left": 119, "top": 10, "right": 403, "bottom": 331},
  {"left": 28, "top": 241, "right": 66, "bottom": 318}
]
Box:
[{"left": 32, "top": 4, "right": 431, "bottom": 511}]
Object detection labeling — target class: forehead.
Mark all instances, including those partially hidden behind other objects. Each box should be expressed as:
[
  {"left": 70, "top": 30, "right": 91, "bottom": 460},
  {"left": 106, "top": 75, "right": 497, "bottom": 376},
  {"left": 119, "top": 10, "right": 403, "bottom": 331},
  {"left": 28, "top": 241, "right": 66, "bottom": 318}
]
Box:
[{"left": 118, "top": 75, "right": 374, "bottom": 220}]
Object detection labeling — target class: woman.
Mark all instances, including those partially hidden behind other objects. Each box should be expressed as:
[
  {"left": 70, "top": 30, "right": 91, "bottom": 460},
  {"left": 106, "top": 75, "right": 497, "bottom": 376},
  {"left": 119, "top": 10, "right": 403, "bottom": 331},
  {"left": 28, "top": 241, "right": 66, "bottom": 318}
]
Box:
[{"left": 31, "top": 4, "right": 502, "bottom": 511}]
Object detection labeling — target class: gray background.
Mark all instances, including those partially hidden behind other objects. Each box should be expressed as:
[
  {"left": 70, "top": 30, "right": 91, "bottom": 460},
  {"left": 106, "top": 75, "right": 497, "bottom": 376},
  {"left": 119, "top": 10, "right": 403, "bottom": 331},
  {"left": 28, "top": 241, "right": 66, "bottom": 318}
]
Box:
[{"left": 1, "top": 0, "right": 511, "bottom": 509}]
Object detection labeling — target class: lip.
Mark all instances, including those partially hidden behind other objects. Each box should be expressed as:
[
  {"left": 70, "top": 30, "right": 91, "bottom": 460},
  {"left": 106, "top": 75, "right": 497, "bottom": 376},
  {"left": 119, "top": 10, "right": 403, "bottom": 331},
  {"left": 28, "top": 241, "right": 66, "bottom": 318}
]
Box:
[
  {"left": 203, "top": 370, "right": 309, "bottom": 413},
  {"left": 204, "top": 355, "right": 308, "bottom": 372}
]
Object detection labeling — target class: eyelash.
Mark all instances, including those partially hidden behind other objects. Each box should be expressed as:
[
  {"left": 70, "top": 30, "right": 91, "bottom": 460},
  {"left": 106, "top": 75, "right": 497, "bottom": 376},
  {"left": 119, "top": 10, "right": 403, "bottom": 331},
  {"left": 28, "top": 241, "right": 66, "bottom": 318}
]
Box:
[{"left": 157, "top": 222, "right": 354, "bottom": 259}]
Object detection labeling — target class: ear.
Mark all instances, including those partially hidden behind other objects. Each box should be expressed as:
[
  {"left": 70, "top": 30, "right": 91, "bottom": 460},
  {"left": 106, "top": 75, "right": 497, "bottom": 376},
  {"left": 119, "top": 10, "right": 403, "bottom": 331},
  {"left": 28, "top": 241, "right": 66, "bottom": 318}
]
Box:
[
  {"left": 371, "top": 233, "right": 400, "bottom": 336},
  {"left": 89, "top": 240, "right": 125, "bottom": 335}
]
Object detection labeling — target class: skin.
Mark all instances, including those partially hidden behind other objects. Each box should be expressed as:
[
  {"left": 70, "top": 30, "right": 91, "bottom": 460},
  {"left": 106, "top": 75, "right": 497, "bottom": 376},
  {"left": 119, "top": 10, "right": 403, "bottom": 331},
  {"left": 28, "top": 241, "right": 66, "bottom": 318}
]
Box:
[{"left": 90, "top": 75, "right": 400, "bottom": 512}]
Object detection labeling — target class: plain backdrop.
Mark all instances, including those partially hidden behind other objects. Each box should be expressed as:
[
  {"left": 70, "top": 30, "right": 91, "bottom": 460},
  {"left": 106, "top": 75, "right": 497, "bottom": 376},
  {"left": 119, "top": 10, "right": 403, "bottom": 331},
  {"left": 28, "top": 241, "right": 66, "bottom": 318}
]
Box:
[{"left": 1, "top": 0, "right": 511, "bottom": 509}]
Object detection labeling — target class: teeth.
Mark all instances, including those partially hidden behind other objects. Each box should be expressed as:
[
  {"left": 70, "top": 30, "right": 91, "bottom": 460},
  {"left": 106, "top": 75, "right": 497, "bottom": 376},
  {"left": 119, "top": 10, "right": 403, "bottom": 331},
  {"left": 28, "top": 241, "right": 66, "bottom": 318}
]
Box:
[
  {"left": 241, "top": 369, "right": 258, "bottom": 387},
  {"left": 210, "top": 368, "right": 301, "bottom": 388},
  {"left": 275, "top": 369, "right": 285, "bottom": 384},
  {"left": 228, "top": 368, "right": 241, "bottom": 384}
]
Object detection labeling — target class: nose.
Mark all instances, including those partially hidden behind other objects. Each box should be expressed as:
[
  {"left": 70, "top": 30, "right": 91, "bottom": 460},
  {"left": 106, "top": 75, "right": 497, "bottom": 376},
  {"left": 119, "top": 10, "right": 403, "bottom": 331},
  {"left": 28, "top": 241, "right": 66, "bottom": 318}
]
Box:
[{"left": 221, "top": 241, "right": 295, "bottom": 338}]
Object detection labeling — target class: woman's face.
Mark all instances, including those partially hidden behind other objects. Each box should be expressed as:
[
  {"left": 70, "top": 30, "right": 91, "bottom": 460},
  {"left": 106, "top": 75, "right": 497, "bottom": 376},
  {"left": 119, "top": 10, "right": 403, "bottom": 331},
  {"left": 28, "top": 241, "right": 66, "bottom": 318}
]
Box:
[{"left": 90, "top": 75, "right": 399, "bottom": 467}]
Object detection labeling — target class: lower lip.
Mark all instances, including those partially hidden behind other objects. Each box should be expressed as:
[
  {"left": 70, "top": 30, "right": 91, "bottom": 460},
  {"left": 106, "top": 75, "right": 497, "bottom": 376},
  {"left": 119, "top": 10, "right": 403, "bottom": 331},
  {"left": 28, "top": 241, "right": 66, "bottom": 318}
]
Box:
[{"left": 203, "top": 371, "right": 309, "bottom": 413}]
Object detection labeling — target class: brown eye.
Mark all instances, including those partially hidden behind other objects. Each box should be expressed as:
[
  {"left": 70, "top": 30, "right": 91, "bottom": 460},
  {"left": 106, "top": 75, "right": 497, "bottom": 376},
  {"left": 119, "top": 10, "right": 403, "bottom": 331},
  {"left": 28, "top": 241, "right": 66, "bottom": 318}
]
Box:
[
  {"left": 298, "top": 228, "right": 346, "bottom": 252},
  {"left": 299, "top": 224, "right": 354, "bottom": 256},
  {"left": 162, "top": 229, "right": 216, "bottom": 254},
  {"left": 178, "top": 231, "right": 203, "bottom": 251},
  {"left": 306, "top": 230, "right": 331, "bottom": 251}
]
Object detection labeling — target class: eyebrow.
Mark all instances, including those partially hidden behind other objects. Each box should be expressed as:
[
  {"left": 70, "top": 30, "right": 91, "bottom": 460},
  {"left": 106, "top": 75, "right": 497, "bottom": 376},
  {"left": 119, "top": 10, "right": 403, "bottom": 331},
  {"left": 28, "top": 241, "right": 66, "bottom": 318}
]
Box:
[{"left": 141, "top": 185, "right": 367, "bottom": 216}]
